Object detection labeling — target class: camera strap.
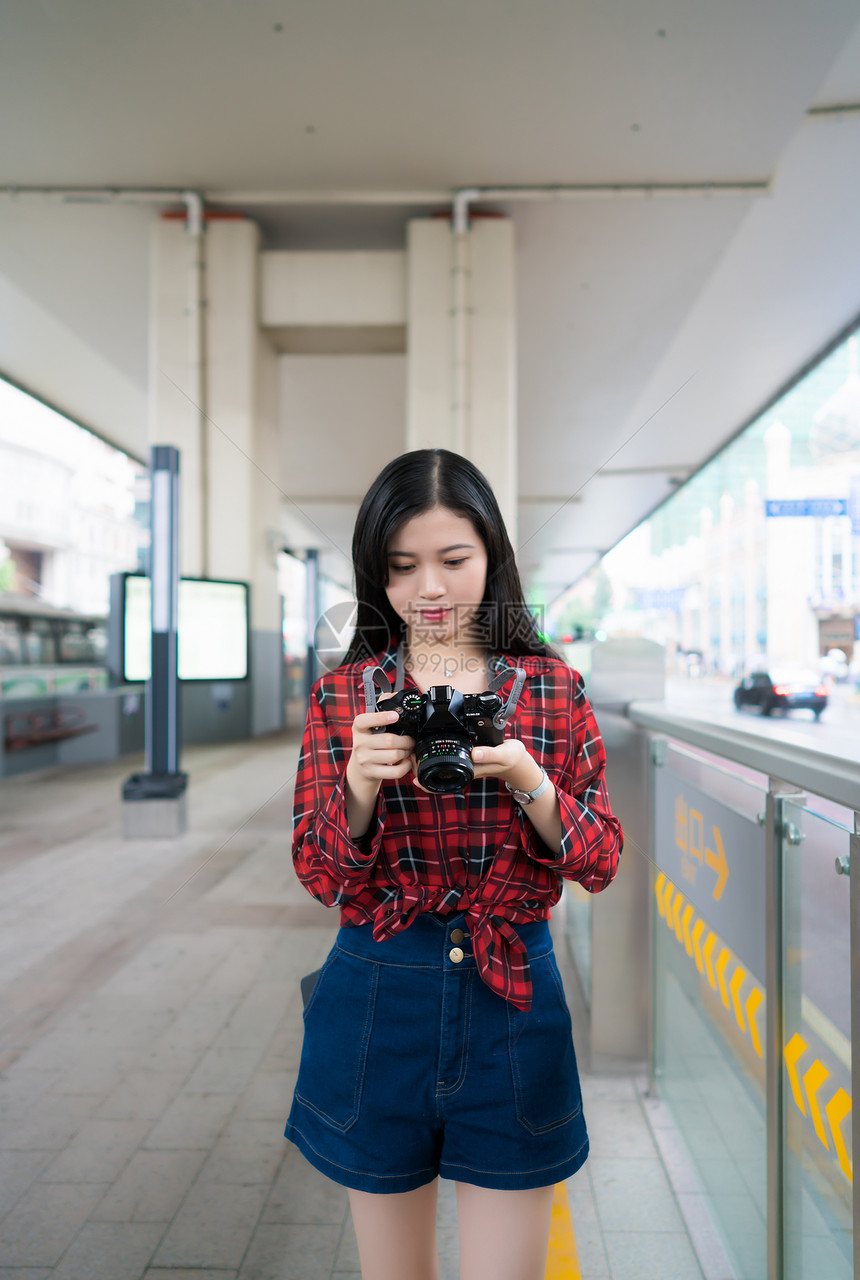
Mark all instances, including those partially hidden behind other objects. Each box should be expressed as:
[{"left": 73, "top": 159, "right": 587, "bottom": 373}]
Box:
[
  {"left": 361, "top": 665, "right": 391, "bottom": 713},
  {"left": 488, "top": 664, "right": 527, "bottom": 728}
]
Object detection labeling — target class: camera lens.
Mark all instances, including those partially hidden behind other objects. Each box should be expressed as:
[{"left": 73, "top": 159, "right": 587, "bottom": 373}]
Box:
[{"left": 416, "top": 736, "right": 474, "bottom": 793}]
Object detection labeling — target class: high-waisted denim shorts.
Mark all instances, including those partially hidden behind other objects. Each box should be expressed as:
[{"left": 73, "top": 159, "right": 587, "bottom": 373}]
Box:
[{"left": 284, "top": 912, "right": 589, "bottom": 1193}]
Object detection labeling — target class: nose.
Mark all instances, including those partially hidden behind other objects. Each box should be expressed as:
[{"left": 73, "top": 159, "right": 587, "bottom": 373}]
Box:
[{"left": 417, "top": 567, "right": 445, "bottom": 600}]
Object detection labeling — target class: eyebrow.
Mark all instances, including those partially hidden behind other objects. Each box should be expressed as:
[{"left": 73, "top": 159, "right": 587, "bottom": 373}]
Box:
[{"left": 387, "top": 543, "right": 476, "bottom": 558}]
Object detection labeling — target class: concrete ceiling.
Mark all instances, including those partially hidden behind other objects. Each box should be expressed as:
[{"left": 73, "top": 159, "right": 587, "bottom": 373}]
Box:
[{"left": 1, "top": 0, "right": 860, "bottom": 603}]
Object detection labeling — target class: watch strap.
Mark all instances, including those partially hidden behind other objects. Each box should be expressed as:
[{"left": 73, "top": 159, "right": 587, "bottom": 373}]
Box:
[{"left": 505, "top": 767, "right": 550, "bottom": 805}]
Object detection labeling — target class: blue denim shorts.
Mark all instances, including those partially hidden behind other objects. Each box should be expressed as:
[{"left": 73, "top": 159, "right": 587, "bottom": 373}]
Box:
[{"left": 284, "top": 912, "right": 589, "bottom": 1193}]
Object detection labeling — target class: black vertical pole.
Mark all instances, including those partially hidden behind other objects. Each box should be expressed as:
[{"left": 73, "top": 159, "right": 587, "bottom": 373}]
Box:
[
  {"left": 304, "top": 548, "right": 319, "bottom": 711},
  {"left": 123, "top": 444, "right": 186, "bottom": 827},
  {"left": 147, "top": 445, "right": 182, "bottom": 776}
]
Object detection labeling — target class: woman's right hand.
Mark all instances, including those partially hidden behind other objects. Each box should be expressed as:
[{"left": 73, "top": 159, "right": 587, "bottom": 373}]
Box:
[{"left": 346, "top": 707, "right": 416, "bottom": 795}]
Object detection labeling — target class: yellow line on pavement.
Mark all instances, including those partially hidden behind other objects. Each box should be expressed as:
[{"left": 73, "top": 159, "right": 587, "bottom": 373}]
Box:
[{"left": 545, "top": 1181, "right": 581, "bottom": 1279}]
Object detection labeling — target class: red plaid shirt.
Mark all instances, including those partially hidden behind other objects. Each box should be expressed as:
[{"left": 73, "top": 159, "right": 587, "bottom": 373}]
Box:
[{"left": 292, "top": 638, "right": 623, "bottom": 1010}]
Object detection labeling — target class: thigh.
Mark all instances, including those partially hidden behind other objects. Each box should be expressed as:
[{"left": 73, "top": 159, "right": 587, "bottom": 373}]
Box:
[
  {"left": 348, "top": 1180, "right": 439, "bottom": 1280},
  {"left": 456, "top": 1181, "right": 554, "bottom": 1280}
]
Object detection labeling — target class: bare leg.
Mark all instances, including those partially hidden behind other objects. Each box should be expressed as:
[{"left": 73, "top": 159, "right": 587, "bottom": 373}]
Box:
[
  {"left": 456, "top": 1182, "right": 555, "bottom": 1280},
  {"left": 348, "top": 1179, "right": 439, "bottom": 1280}
]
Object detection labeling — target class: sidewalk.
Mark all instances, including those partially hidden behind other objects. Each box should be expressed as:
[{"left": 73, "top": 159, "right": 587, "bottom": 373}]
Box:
[{"left": 0, "top": 732, "right": 717, "bottom": 1279}]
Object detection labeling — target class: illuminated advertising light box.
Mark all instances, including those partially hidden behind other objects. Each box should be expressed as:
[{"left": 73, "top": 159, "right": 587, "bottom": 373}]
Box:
[{"left": 123, "top": 576, "right": 249, "bottom": 682}]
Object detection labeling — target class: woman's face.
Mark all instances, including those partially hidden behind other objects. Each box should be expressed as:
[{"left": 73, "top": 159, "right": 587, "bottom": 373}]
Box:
[{"left": 385, "top": 506, "right": 488, "bottom": 647}]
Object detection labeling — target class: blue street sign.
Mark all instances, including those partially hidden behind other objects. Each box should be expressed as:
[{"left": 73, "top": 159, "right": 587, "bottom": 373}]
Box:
[
  {"left": 849, "top": 476, "right": 860, "bottom": 535},
  {"left": 638, "top": 588, "right": 685, "bottom": 613},
  {"left": 765, "top": 498, "right": 848, "bottom": 518}
]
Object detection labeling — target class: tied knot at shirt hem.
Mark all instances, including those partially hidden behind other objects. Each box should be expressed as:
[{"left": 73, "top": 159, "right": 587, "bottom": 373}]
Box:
[{"left": 369, "top": 886, "right": 544, "bottom": 1011}]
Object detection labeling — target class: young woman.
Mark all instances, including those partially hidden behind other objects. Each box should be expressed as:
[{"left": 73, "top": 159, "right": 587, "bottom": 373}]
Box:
[{"left": 285, "top": 449, "right": 622, "bottom": 1280}]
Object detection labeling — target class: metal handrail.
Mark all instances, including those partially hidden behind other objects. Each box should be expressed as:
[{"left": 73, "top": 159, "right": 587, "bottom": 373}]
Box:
[{"left": 627, "top": 699, "right": 860, "bottom": 812}]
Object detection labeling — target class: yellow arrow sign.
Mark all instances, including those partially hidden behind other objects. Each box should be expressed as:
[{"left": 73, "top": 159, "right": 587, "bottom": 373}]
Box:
[
  {"left": 715, "top": 947, "right": 732, "bottom": 1010},
  {"left": 703, "top": 931, "right": 718, "bottom": 990},
  {"left": 729, "top": 963, "right": 746, "bottom": 1034},
  {"left": 784, "top": 1033, "right": 808, "bottom": 1115},
  {"left": 803, "top": 1059, "right": 831, "bottom": 1150},
  {"left": 825, "top": 1088, "right": 853, "bottom": 1183},
  {"left": 746, "top": 988, "right": 764, "bottom": 1058},
  {"left": 673, "top": 892, "right": 685, "bottom": 944},
  {"left": 663, "top": 881, "right": 675, "bottom": 922},
  {"left": 681, "top": 903, "right": 695, "bottom": 957},
  {"left": 655, "top": 872, "right": 666, "bottom": 916},
  {"left": 704, "top": 827, "right": 728, "bottom": 900}
]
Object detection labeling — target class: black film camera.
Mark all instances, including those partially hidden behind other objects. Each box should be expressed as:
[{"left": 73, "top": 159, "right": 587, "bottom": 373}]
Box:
[{"left": 362, "top": 663, "right": 526, "bottom": 794}]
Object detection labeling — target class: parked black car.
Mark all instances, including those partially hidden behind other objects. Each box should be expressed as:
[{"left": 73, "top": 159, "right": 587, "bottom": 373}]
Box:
[{"left": 733, "top": 669, "right": 828, "bottom": 719}]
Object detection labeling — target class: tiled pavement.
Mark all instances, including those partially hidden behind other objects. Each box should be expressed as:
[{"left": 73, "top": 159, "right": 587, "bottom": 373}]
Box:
[{"left": 0, "top": 732, "right": 729, "bottom": 1279}]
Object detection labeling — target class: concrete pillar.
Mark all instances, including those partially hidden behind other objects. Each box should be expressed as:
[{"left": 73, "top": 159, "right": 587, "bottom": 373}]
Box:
[
  {"left": 469, "top": 219, "right": 517, "bottom": 544},
  {"left": 149, "top": 219, "right": 206, "bottom": 577},
  {"left": 406, "top": 220, "right": 454, "bottom": 451},
  {"left": 206, "top": 220, "right": 283, "bottom": 736},
  {"left": 406, "top": 217, "right": 517, "bottom": 540},
  {"left": 150, "top": 215, "right": 283, "bottom": 737}
]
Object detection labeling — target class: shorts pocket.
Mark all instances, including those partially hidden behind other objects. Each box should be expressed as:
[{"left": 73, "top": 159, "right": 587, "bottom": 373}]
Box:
[
  {"left": 296, "top": 949, "right": 379, "bottom": 1133},
  {"left": 507, "top": 952, "right": 583, "bottom": 1135}
]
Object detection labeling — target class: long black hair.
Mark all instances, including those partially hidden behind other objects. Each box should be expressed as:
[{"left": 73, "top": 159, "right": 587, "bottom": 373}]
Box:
[{"left": 342, "top": 449, "right": 562, "bottom": 665}]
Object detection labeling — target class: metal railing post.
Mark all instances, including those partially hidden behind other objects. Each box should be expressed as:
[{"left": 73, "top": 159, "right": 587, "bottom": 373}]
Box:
[
  {"left": 851, "top": 812, "right": 860, "bottom": 1280},
  {"left": 767, "top": 779, "right": 805, "bottom": 1280},
  {"left": 648, "top": 735, "right": 667, "bottom": 1098}
]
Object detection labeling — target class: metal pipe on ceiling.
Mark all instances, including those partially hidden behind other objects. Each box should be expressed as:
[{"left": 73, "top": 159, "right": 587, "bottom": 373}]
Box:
[{"left": 0, "top": 180, "right": 771, "bottom": 208}]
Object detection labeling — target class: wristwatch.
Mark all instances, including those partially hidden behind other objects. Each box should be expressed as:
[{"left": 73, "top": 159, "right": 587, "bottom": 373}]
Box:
[{"left": 505, "top": 767, "right": 551, "bottom": 806}]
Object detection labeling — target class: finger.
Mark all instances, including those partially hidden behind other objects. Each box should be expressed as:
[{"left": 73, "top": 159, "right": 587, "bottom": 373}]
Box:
[
  {"left": 408, "top": 754, "right": 434, "bottom": 794},
  {"left": 360, "top": 731, "right": 412, "bottom": 749},
  {"left": 354, "top": 709, "right": 401, "bottom": 731},
  {"left": 388, "top": 758, "right": 415, "bottom": 778},
  {"left": 364, "top": 759, "right": 414, "bottom": 780},
  {"left": 356, "top": 744, "right": 412, "bottom": 767}
]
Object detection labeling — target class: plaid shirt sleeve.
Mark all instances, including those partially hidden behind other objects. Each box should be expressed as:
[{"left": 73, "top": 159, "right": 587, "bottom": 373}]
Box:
[
  {"left": 291, "top": 674, "right": 388, "bottom": 905},
  {"left": 515, "top": 664, "right": 622, "bottom": 891}
]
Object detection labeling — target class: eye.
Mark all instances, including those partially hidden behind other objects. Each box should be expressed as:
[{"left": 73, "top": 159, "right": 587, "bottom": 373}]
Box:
[
  {"left": 444, "top": 558, "right": 467, "bottom": 568},
  {"left": 389, "top": 564, "right": 415, "bottom": 574}
]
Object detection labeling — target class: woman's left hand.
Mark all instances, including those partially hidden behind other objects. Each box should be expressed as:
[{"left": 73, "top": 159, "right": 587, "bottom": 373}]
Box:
[{"left": 470, "top": 739, "right": 543, "bottom": 791}]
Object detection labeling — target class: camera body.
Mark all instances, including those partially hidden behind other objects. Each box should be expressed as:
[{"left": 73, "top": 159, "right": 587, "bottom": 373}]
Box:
[{"left": 377, "top": 685, "right": 508, "bottom": 794}]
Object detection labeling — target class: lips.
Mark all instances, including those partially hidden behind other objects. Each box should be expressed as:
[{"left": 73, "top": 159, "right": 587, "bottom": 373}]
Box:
[{"left": 418, "top": 608, "right": 451, "bottom": 621}]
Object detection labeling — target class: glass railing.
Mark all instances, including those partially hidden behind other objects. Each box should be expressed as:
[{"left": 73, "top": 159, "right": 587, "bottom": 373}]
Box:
[
  {"left": 652, "top": 740, "right": 769, "bottom": 1278},
  {"left": 627, "top": 703, "right": 859, "bottom": 1280},
  {"left": 782, "top": 797, "right": 853, "bottom": 1280}
]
